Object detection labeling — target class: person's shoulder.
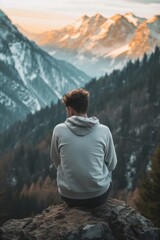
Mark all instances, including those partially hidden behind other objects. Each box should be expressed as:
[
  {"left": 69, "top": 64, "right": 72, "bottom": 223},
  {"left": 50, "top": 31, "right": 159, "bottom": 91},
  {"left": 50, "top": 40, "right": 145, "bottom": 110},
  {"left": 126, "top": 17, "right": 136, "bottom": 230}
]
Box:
[
  {"left": 97, "top": 124, "right": 113, "bottom": 140},
  {"left": 98, "top": 123, "right": 110, "bottom": 132},
  {"left": 98, "top": 124, "right": 112, "bottom": 136},
  {"left": 55, "top": 122, "right": 66, "bottom": 128},
  {"left": 53, "top": 123, "right": 66, "bottom": 132}
]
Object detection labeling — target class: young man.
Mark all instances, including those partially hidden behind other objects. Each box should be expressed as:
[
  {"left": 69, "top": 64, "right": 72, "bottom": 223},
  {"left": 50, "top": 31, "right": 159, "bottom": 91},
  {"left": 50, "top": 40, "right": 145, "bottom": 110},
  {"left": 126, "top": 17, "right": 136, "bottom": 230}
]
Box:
[{"left": 50, "top": 88, "right": 117, "bottom": 207}]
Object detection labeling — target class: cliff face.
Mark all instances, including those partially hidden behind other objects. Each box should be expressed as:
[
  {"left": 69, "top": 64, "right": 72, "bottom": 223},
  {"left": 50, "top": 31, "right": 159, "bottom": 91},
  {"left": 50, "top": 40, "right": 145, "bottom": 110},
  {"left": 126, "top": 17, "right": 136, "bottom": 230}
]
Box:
[{"left": 0, "top": 198, "right": 159, "bottom": 240}]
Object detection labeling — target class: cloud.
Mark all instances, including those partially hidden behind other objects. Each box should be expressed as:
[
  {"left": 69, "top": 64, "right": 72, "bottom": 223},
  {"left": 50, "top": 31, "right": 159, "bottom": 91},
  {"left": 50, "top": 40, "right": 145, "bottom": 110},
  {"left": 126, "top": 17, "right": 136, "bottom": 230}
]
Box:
[
  {"left": 2, "top": 7, "right": 75, "bottom": 32},
  {"left": 1, "top": 0, "right": 160, "bottom": 33},
  {"left": 125, "top": 0, "right": 160, "bottom": 3}
]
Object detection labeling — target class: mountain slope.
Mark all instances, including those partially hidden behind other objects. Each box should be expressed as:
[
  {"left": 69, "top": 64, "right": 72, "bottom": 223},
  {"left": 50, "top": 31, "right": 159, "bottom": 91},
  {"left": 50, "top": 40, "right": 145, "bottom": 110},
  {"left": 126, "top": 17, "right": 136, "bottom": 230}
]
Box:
[
  {"left": 20, "top": 13, "right": 160, "bottom": 77},
  {"left": 128, "top": 15, "right": 160, "bottom": 58},
  {"left": 0, "top": 10, "right": 90, "bottom": 133}
]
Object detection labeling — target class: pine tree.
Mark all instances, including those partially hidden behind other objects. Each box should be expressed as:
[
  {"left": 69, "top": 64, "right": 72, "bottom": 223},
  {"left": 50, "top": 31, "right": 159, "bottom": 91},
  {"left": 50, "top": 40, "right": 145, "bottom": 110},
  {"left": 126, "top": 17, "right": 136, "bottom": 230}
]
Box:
[{"left": 136, "top": 145, "right": 160, "bottom": 227}]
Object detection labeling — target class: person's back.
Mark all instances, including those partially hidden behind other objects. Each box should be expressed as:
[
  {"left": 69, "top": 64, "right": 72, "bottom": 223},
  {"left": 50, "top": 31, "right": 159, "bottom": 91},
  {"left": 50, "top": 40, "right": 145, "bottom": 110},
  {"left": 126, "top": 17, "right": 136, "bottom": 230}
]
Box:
[{"left": 50, "top": 88, "right": 117, "bottom": 207}]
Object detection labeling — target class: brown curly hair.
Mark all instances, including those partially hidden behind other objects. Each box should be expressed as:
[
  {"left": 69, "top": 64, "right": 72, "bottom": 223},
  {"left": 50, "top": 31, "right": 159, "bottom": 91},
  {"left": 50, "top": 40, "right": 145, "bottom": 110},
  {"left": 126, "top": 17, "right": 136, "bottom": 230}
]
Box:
[{"left": 62, "top": 88, "right": 89, "bottom": 113}]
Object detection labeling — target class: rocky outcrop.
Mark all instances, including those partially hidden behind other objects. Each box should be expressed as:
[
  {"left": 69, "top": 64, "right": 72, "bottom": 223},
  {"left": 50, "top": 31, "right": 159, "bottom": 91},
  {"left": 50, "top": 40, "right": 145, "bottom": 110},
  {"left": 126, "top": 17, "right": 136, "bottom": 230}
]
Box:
[{"left": 0, "top": 198, "right": 159, "bottom": 240}]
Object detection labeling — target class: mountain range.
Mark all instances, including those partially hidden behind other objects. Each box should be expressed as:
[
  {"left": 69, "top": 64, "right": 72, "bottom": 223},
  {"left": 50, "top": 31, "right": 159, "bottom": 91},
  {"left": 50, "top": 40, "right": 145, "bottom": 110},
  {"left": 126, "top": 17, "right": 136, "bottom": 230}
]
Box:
[
  {"left": 18, "top": 13, "right": 160, "bottom": 77},
  {"left": 0, "top": 10, "right": 90, "bottom": 133}
]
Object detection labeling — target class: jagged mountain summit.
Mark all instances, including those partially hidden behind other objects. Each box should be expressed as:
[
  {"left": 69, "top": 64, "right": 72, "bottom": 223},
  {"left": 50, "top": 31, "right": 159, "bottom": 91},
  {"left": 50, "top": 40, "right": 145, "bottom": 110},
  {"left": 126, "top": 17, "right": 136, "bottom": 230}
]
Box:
[
  {"left": 19, "top": 12, "right": 160, "bottom": 76},
  {"left": 26, "top": 12, "right": 144, "bottom": 52},
  {"left": 0, "top": 10, "right": 90, "bottom": 133}
]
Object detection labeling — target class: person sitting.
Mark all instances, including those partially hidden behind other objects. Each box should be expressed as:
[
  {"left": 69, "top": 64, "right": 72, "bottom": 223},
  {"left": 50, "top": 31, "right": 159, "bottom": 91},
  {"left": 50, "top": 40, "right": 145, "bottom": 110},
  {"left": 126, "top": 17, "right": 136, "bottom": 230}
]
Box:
[{"left": 50, "top": 88, "right": 117, "bottom": 207}]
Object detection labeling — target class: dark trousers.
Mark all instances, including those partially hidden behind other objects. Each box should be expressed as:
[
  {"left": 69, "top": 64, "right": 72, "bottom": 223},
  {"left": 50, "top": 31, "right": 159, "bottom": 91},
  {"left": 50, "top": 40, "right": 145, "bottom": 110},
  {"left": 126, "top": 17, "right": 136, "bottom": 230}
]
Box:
[{"left": 61, "top": 183, "right": 112, "bottom": 208}]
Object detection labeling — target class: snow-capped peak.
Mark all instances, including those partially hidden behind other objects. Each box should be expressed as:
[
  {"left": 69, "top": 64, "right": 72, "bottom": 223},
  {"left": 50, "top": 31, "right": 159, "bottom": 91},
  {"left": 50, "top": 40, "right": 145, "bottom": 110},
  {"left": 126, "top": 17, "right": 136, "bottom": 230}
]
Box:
[
  {"left": 111, "top": 14, "right": 123, "bottom": 22},
  {"left": 124, "top": 12, "right": 146, "bottom": 26},
  {"left": 124, "top": 12, "right": 139, "bottom": 26},
  {"left": 15, "top": 12, "right": 160, "bottom": 78},
  {"left": 92, "top": 13, "right": 106, "bottom": 21},
  {"left": 72, "top": 15, "right": 89, "bottom": 30}
]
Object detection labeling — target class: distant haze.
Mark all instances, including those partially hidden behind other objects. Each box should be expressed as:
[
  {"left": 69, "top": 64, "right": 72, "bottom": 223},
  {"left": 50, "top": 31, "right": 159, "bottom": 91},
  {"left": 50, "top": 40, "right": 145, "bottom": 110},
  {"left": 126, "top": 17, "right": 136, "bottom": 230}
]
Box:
[{"left": 1, "top": 0, "right": 160, "bottom": 33}]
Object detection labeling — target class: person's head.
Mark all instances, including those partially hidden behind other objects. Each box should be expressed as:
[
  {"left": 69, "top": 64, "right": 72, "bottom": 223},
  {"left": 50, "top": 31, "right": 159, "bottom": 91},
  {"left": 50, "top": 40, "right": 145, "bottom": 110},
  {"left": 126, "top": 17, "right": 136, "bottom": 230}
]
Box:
[{"left": 62, "top": 88, "right": 89, "bottom": 117}]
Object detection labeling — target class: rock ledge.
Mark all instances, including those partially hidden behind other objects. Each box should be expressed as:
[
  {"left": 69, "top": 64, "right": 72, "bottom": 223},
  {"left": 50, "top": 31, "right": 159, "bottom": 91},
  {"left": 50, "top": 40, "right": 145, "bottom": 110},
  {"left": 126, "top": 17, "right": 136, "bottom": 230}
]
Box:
[{"left": 0, "top": 198, "right": 159, "bottom": 240}]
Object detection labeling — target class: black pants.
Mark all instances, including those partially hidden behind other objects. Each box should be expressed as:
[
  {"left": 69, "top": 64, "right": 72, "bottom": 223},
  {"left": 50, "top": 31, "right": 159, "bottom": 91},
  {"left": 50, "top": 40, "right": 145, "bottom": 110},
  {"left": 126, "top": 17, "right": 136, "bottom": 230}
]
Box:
[{"left": 61, "top": 183, "right": 112, "bottom": 208}]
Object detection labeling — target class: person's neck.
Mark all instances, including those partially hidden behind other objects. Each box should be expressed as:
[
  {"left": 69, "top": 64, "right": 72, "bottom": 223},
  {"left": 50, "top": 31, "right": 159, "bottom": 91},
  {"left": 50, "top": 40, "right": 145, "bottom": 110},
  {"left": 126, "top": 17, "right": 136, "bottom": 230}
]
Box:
[{"left": 76, "top": 113, "right": 88, "bottom": 118}]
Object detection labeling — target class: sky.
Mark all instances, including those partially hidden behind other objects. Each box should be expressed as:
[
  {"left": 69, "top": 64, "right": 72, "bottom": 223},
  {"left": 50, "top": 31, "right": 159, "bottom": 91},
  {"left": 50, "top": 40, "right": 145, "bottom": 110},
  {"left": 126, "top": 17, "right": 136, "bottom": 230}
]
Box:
[{"left": 1, "top": 0, "right": 160, "bottom": 33}]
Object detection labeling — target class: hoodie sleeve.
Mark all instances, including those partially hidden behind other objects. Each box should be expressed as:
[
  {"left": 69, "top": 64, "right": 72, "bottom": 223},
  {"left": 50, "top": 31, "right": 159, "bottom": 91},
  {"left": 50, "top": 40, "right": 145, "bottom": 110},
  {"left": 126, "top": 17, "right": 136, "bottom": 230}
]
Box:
[
  {"left": 104, "top": 129, "right": 117, "bottom": 171},
  {"left": 50, "top": 127, "right": 60, "bottom": 169}
]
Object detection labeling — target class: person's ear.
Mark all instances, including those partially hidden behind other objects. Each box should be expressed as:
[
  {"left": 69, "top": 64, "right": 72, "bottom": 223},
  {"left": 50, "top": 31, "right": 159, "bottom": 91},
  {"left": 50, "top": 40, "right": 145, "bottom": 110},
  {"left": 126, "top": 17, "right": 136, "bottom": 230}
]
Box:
[
  {"left": 69, "top": 107, "right": 75, "bottom": 116},
  {"left": 66, "top": 106, "right": 74, "bottom": 117}
]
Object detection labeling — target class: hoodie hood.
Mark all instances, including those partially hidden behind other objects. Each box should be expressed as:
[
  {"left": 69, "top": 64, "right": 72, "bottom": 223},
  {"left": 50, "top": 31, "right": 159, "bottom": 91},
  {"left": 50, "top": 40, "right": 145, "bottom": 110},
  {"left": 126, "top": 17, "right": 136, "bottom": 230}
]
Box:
[{"left": 65, "top": 116, "right": 99, "bottom": 136}]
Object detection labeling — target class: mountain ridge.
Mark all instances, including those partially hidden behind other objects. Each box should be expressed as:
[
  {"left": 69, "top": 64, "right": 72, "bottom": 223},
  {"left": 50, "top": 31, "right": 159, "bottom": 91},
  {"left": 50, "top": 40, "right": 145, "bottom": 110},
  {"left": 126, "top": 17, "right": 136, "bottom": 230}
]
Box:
[{"left": 18, "top": 12, "right": 160, "bottom": 76}]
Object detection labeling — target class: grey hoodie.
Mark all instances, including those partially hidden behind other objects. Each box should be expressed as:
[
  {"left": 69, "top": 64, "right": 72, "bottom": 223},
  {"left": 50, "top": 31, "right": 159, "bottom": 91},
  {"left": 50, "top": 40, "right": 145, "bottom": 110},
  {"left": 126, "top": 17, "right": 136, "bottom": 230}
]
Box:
[
  {"left": 65, "top": 116, "right": 99, "bottom": 136},
  {"left": 50, "top": 116, "right": 117, "bottom": 199}
]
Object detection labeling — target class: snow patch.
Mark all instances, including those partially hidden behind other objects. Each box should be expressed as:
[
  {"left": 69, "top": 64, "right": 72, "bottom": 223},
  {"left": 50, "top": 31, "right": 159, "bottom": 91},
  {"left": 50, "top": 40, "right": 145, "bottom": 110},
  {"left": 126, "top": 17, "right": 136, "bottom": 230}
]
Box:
[
  {"left": 71, "top": 32, "right": 81, "bottom": 39},
  {"left": 125, "top": 13, "right": 139, "bottom": 26},
  {"left": 50, "top": 50, "right": 56, "bottom": 56},
  {"left": 22, "top": 94, "right": 41, "bottom": 112},
  {"left": 73, "top": 20, "right": 82, "bottom": 29},
  {"left": 105, "top": 44, "right": 129, "bottom": 58},
  {"left": 0, "top": 91, "right": 16, "bottom": 110},
  {"left": 37, "top": 55, "right": 50, "bottom": 85},
  {"left": 135, "top": 124, "right": 147, "bottom": 136},
  {"left": 0, "top": 53, "right": 10, "bottom": 64},
  {"left": 70, "top": 76, "right": 81, "bottom": 86},
  {"left": 72, "top": 16, "right": 88, "bottom": 30},
  {"left": 9, "top": 42, "right": 26, "bottom": 85},
  {"left": 77, "top": 54, "right": 85, "bottom": 61},
  {"left": 53, "top": 89, "right": 62, "bottom": 99},
  {"left": 146, "top": 160, "right": 152, "bottom": 172},
  {"left": 91, "top": 56, "right": 98, "bottom": 63},
  {"left": 125, "top": 153, "right": 137, "bottom": 190},
  {"left": 10, "top": 177, "right": 17, "bottom": 186},
  {"left": 30, "top": 73, "right": 37, "bottom": 81},
  {"left": 60, "top": 34, "right": 69, "bottom": 41},
  {"left": 89, "top": 45, "right": 112, "bottom": 57}
]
